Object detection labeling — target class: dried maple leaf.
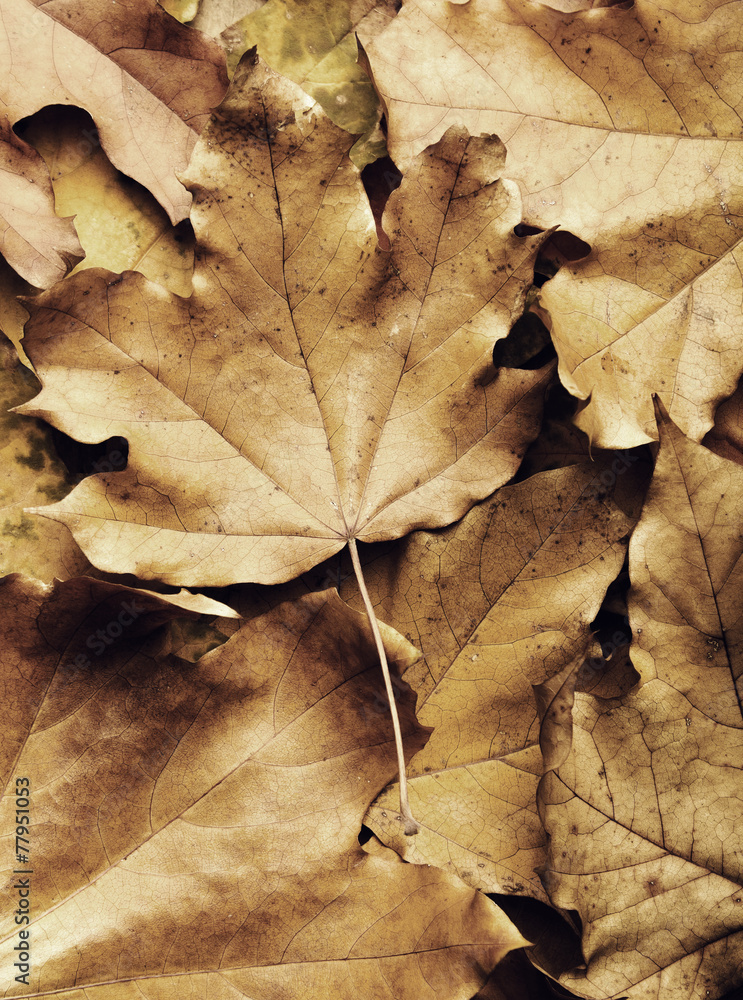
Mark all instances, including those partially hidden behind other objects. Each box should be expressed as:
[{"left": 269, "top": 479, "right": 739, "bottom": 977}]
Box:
[
  {"left": 0, "top": 125, "right": 83, "bottom": 288},
  {"left": 23, "top": 0, "right": 228, "bottom": 134},
  {"left": 366, "top": 0, "right": 743, "bottom": 449},
  {"left": 20, "top": 107, "right": 194, "bottom": 296},
  {"left": 539, "top": 407, "right": 743, "bottom": 998},
  {"left": 340, "top": 458, "right": 643, "bottom": 896},
  {"left": 20, "top": 52, "right": 551, "bottom": 589},
  {"left": 0, "top": 577, "right": 528, "bottom": 998},
  {"left": 1, "top": 0, "right": 221, "bottom": 232}
]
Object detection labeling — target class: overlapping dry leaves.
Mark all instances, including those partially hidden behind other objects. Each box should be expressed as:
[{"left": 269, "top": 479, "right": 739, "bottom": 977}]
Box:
[{"left": 1, "top": 1, "right": 742, "bottom": 999}]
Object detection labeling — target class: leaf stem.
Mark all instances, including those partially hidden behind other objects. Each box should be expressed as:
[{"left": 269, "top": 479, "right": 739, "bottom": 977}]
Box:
[{"left": 348, "top": 537, "right": 420, "bottom": 836}]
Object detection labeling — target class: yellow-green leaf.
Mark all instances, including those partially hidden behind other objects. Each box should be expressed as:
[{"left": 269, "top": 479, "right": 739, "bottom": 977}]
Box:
[{"left": 224, "top": 0, "right": 398, "bottom": 165}]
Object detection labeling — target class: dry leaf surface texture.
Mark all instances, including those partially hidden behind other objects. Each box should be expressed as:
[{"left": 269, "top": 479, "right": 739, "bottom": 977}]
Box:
[
  {"left": 19, "top": 53, "right": 551, "bottom": 586},
  {"left": 1, "top": 3, "right": 743, "bottom": 999}
]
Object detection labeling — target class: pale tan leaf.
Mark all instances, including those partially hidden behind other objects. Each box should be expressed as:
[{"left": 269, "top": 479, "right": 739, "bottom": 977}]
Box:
[
  {"left": 0, "top": 127, "right": 83, "bottom": 287},
  {"left": 2, "top": 0, "right": 209, "bottom": 224},
  {"left": 192, "top": 0, "right": 263, "bottom": 38},
  {"left": 631, "top": 404, "right": 743, "bottom": 714},
  {"left": 366, "top": 0, "right": 743, "bottom": 448},
  {"left": 138, "top": 586, "right": 240, "bottom": 617},
  {"left": 19, "top": 54, "right": 551, "bottom": 587},
  {"left": 24, "top": 0, "right": 228, "bottom": 134}
]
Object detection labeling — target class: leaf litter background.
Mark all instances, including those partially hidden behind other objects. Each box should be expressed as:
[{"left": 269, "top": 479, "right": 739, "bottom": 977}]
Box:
[{"left": 1, "top": 1, "right": 742, "bottom": 999}]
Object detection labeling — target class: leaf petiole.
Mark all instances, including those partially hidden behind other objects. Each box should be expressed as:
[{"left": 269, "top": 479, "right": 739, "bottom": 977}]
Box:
[{"left": 348, "top": 537, "right": 420, "bottom": 836}]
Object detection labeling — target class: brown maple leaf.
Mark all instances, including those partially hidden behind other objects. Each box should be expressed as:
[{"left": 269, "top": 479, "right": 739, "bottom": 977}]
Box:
[
  {"left": 538, "top": 405, "right": 743, "bottom": 998},
  {"left": 0, "top": 576, "right": 527, "bottom": 998},
  {"left": 1, "top": 0, "right": 228, "bottom": 285},
  {"left": 341, "top": 456, "right": 643, "bottom": 897},
  {"left": 22, "top": 0, "right": 229, "bottom": 134},
  {"left": 17, "top": 47, "right": 557, "bottom": 833},
  {"left": 19, "top": 51, "right": 552, "bottom": 588}
]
